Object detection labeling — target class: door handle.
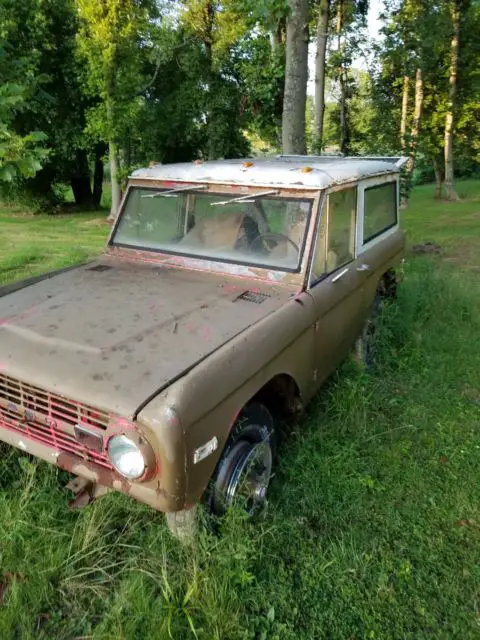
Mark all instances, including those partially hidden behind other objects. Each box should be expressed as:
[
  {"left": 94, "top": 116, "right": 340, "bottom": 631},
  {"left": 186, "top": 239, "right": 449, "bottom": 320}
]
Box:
[
  {"left": 357, "top": 263, "right": 371, "bottom": 272},
  {"left": 331, "top": 267, "right": 349, "bottom": 282}
]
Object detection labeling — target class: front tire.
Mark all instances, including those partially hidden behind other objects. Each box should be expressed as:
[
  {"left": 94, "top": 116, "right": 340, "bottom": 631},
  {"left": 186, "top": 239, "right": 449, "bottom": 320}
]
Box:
[{"left": 208, "top": 403, "right": 275, "bottom": 517}]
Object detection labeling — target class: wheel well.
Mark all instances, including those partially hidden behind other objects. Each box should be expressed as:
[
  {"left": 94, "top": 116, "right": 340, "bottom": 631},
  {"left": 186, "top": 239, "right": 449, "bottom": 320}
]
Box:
[
  {"left": 248, "top": 374, "right": 303, "bottom": 423},
  {"left": 378, "top": 268, "right": 398, "bottom": 299}
]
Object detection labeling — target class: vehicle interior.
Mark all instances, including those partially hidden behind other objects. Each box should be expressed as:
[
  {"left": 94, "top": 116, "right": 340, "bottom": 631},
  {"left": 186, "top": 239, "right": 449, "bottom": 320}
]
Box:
[{"left": 111, "top": 187, "right": 312, "bottom": 271}]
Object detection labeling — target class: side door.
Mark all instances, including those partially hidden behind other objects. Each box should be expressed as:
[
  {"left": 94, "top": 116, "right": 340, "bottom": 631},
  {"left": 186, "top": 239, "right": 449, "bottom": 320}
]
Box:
[
  {"left": 308, "top": 185, "right": 367, "bottom": 385},
  {"left": 356, "top": 178, "right": 403, "bottom": 305}
]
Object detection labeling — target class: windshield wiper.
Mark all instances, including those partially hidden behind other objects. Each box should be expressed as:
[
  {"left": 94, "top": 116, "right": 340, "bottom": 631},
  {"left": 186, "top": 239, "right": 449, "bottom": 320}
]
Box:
[
  {"left": 141, "top": 185, "right": 208, "bottom": 198},
  {"left": 210, "top": 190, "right": 279, "bottom": 206}
]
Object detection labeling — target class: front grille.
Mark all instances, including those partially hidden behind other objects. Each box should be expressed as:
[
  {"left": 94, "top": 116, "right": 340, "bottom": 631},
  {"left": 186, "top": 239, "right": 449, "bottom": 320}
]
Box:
[{"left": 0, "top": 373, "right": 113, "bottom": 469}]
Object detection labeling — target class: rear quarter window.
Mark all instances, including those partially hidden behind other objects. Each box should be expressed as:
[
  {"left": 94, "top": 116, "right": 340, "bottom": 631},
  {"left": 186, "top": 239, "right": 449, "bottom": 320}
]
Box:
[{"left": 363, "top": 182, "right": 397, "bottom": 243}]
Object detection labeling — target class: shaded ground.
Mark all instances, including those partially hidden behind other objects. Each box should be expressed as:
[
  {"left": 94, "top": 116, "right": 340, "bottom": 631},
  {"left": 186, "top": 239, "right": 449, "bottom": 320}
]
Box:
[{"left": 0, "top": 182, "right": 479, "bottom": 639}]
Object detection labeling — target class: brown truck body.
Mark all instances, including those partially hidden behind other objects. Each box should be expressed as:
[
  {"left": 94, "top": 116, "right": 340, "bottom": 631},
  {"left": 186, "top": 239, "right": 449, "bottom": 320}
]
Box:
[{"left": 0, "top": 156, "right": 406, "bottom": 513}]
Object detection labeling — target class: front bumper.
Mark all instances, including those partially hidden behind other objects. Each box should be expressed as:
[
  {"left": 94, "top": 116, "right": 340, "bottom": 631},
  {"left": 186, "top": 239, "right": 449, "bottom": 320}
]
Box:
[
  {"left": 0, "top": 373, "right": 185, "bottom": 512},
  {"left": 0, "top": 425, "right": 166, "bottom": 507}
]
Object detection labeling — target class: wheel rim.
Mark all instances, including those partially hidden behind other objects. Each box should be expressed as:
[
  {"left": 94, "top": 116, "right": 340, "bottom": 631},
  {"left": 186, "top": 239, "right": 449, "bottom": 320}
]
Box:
[{"left": 223, "top": 441, "right": 272, "bottom": 515}]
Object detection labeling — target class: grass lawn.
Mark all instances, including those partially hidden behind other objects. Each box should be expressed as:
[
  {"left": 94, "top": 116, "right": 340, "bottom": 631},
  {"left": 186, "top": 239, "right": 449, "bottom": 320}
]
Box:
[
  {"left": 0, "top": 182, "right": 479, "bottom": 638},
  {"left": 0, "top": 206, "right": 109, "bottom": 286}
]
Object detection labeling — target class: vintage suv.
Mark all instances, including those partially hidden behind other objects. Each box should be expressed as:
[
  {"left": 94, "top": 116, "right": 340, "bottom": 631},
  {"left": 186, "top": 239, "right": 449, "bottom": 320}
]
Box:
[{"left": 0, "top": 155, "right": 405, "bottom": 536}]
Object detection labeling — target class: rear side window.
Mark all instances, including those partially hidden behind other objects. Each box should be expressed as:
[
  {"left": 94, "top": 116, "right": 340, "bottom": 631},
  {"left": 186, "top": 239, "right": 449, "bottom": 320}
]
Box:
[
  {"left": 363, "top": 182, "right": 397, "bottom": 243},
  {"left": 311, "top": 187, "right": 356, "bottom": 281}
]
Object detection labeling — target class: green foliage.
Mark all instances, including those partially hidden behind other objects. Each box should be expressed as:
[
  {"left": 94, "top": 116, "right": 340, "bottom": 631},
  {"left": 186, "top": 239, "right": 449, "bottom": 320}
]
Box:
[
  {"left": 0, "top": 84, "right": 48, "bottom": 183},
  {"left": 233, "top": 35, "right": 285, "bottom": 148},
  {"left": 74, "top": 0, "right": 255, "bottom": 169},
  {"left": 0, "top": 0, "right": 478, "bottom": 204},
  {"left": 179, "top": 1, "right": 252, "bottom": 159},
  {"left": 314, "top": 0, "right": 371, "bottom": 155},
  {"left": 235, "top": 0, "right": 289, "bottom": 27},
  {"left": 312, "top": 0, "right": 480, "bottom": 186},
  {"left": 364, "top": 0, "right": 480, "bottom": 184},
  {"left": 0, "top": 0, "right": 98, "bottom": 205},
  {"left": 321, "top": 70, "right": 376, "bottom": 155},
  {"left": 76, "top": 0, "right": 160, "bottom": 147}
]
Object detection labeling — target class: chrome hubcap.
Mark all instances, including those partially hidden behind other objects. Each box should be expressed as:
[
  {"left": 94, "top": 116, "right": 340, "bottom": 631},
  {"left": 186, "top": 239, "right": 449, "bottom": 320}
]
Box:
[{"left": 224, "top": 441, "right": 272, "bottom": 514}]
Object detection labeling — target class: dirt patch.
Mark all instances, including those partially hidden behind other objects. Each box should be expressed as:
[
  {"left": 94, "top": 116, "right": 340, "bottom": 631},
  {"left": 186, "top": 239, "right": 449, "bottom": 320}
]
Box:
[
  {"left": 462, "top": 385, "right": 480, "bottom": 405},
  {"left": 411, "top": 241, "right": 442, "bottom": 255},
  {"left": 81, "top": 218, "right": 109, "bottom": 227},
  {"left": 0, "top": 572, "right": 25, "bottom": 605},
  {"left": 0, "top": 210, "right": 35, "bottom": 219}
]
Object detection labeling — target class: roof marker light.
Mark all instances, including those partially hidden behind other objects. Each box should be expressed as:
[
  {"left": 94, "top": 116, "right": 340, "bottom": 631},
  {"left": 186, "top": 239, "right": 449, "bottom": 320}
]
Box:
[{"left": 301, "top": 166, "right": 313, "bottom": 173}]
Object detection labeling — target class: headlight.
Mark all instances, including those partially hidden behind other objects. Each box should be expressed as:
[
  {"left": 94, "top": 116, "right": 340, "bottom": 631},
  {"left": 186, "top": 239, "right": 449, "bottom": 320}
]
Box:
[{"left": 108, "top": 434, "right": 146, "bottom": 479}]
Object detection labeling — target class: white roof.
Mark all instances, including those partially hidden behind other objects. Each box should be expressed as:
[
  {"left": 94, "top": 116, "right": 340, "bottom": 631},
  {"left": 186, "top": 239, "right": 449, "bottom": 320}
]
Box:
[{"left": 131, "top": 155, "right": 406, "bottom": 190}]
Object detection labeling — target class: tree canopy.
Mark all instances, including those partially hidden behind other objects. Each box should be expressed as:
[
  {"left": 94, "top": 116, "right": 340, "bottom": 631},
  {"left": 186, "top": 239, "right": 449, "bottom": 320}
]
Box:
[{"left": 0, "top": 0, "right": 478, "bottom": 209}]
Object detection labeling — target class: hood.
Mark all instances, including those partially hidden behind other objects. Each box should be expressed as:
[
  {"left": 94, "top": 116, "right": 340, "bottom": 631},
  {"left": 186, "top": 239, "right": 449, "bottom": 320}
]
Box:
[{"left": 0, "top": 259, "right": 290, "bottom": 417}]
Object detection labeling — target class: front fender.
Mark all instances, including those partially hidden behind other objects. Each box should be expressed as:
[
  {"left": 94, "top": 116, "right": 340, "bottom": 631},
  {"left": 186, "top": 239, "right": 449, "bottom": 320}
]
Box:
[{"left": 146, "top": 291, "right": 317, "bottom": 507}]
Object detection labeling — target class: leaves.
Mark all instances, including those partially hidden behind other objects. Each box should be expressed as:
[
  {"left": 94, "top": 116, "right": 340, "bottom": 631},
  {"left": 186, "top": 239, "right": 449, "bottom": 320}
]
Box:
[{"left": 0, "top": 84, "right": 48, "bottom": 183}]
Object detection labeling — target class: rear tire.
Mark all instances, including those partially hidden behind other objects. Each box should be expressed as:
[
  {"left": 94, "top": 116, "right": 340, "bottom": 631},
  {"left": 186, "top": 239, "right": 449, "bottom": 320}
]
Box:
[{"left": 354, "top": 294, "right": 382, "bottom": 370}]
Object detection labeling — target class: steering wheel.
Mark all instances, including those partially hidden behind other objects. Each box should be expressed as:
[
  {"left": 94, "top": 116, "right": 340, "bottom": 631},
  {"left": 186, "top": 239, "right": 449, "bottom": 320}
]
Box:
[{"left": 249, "top": 232, "right": 299, "bottom": 255}]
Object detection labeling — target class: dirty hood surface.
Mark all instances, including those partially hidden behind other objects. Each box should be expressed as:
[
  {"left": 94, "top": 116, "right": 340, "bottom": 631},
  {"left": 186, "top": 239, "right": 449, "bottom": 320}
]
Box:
[{"left": 0, "top": 259, "right": 290, "bottom": 417}]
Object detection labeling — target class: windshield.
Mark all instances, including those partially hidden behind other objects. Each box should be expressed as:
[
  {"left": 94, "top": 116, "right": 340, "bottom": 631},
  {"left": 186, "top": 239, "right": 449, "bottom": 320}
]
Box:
[{"left": 111, "top": 187, "right": 313, "bottom": 271}]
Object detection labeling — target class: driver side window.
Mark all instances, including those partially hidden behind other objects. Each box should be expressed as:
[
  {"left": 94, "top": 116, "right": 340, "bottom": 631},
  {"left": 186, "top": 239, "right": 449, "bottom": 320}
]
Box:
[{"left": 311, "top": 187, "right": 357, "bottom": 282}]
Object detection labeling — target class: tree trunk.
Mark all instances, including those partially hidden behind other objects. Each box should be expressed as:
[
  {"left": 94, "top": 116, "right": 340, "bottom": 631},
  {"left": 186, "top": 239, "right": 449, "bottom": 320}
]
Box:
[
  {"left": 27, "top": 167, "right": 58, "bottom": 210},
  {"left": 92, "top": 143, "right": 105, "bottom": 209},
  {"left": 269, "top": 30, "right": 276, "bottom": 52},
  {"left": 336, "top": 1, "right": 349, "bottom": 155},
  {"left": 277, "top": 17, "right": 286, "bottom": 45},
  {"left": 282, "top": 0, "right": 309, "bottom": 155},
  {"left": 202, "top": 1, "right": 218, "bottom": 160},
  {"left": 313, "top": 0, "right": 329, "bottom": 153},
  {"left": 400, "top": 75, "right": 410, "bottom": 154},
  {"left": 105, "top": 86, "right": 121, "bottom": 222},
  {"left": 269, "top": 26, "right": 283, "bottom": 53},
  {"left": 432, "top": 155, "right": 443, "bottom": 199},
  {"left": 123, "top": 138, "right": 131, "bottom": 175},
  {"left": 204, "top": 0, "right": 214, "bottom": 62},
  {"left": 411, "top": 73, "right": 424, "bottom": 147},
  {"left": 338, "top": 69, "right": 348, "bottom": 155},
  {"left": 401, "top": 68, "right": 424, "bottom": 207},
  {"left": 268, "top": 20, "right": 284, "bottom": 55},
  {"left": 444, "top": 0, "right": 460, "bottom": 201},
  {"left": 270, "top": 19, "right": 286, "bottom": 53},
  {"left": 71, "top": 175, "right": 93, "bottom": 207},
  {"left": 70, "top": 149, "right": 93, "bottom": 208},
  {"left": 107, "top": 139, "right": 121, "bottom": 223}
]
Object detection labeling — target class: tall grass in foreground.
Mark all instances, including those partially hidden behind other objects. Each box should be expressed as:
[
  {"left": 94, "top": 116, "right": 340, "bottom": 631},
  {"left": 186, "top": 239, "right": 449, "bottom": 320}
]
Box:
[{"left": 1, "top": 258, "right": 480, "bottom": 639}]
